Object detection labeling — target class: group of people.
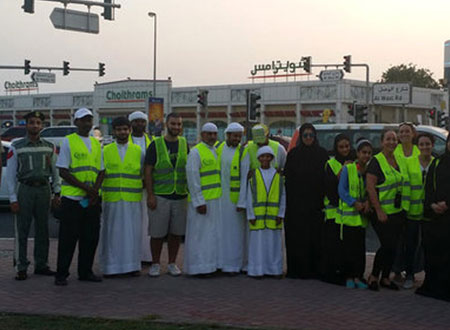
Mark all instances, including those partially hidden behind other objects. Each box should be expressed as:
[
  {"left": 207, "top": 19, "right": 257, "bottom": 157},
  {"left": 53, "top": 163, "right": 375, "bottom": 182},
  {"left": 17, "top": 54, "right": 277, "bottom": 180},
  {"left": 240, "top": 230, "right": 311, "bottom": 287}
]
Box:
[{"left": 6, "top": 109, "right": 450, "bottom": 302}]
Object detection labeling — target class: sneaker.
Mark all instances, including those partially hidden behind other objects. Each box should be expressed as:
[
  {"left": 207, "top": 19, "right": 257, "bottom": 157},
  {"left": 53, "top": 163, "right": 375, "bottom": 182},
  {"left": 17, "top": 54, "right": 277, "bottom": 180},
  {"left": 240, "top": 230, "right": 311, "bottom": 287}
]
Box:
[
  {"left": 403, "top": 279, "right": 414, "bottom": 290},
  {"left": 346, "top": 280, "right": 356, "bottom": 289},
  {"left": 355, "top": 281, "right": 368, "bottom": 289},
  {"left": 148, "top": 264, "right": 161, "bottom": 277},
  {"left": 167, "top": 263, "right": 182, "bottom": 277}
]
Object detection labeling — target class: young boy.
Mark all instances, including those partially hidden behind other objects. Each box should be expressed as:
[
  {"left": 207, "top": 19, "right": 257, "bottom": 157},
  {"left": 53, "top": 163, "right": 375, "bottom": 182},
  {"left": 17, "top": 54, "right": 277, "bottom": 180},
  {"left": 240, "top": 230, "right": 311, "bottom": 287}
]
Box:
[{"left": 246, "top": 146, "right": 286, "bottom": 278}]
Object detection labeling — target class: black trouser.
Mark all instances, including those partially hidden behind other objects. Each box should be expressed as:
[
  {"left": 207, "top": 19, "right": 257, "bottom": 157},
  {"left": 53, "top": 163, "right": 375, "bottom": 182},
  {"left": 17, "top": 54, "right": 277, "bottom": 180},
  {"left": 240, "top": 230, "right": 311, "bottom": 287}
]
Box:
[
  {"left": 340, "top": 225, "right": 366, "bottom": 279},
  {"left": 404, "top": 219, "right": 421, "bottom": 277},
  {"left": 56, "top": 197, "right": 101, "bottom": 280},
  {"left": 320, "top": 219, "right": 344, "bottom": 285},
  {"left": 370, "top": 212, "right": 404, "bottom": 279}
]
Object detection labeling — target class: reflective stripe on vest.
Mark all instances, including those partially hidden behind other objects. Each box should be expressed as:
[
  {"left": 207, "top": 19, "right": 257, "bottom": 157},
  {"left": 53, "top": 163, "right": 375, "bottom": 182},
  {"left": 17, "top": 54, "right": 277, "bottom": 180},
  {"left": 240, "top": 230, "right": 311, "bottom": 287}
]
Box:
[
  {"left": 336, "top": 163, "right": 368, "bottom": 229},
  {"left": 249, "top": 169, "right": 283, "bottom": 231},
  {"left": 324, "top": 158, "right": 342, "bottom": 220},
  {"left": 190, "top": 143, "right": 221, "bottom": 201},
  {"left": 102, "top": 143, "right": 143, "bottom": 202},
  {"left": 61, "top": 133, "right": 101, "bottom": 197},
  {"left": 247, "top": 140, "right": 279, "bottom": 170},
  {"left": 374, "top": 152, "right": 403, "bottom": 215},
  {"left": 394, "top": 144, "right": 418, "bottom": 211},
  {"left": 406, "top": 155, "right": 433, "bottom": 220},
  {"left": 153, "top": 136, "right": 188, "bottom": 195},
  {"left": 216, "top": 142, "right": 244, "bottom": 204}
]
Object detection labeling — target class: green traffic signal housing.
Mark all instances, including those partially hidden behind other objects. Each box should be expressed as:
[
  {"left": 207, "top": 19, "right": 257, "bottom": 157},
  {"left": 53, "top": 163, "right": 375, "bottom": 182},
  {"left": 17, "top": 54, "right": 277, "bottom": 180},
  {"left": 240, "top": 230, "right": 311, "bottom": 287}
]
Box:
[
  {"left": 24, "top": 59, "right": 31, "bottom": 75},
  {"left": 99, "top": 63, "right": 106, "bottom": 77},
  {"left": 22, "top": 0, "right": 34, "bottom": 13},
  {"left": 343, "top": 55, "right": 352, "bottom": 73},
  {"left": 247, "top": 91, "right": 261, "bottom": 122},
  {"left": 63, "top": 61, "right": 70, "bottom": 76}
]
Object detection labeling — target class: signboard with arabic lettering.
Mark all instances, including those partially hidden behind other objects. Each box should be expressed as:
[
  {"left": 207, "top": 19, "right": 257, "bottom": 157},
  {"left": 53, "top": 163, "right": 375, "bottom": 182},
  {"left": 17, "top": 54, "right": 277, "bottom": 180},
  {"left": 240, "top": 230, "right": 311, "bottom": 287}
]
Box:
[
  {"left": 372, "top": 83, "right": 411, "bottom": 105},
  {"left": 250, "top": 60, "right": 305, "bottom": 76},
  {"left": 319, "top": 70, "right": 344, "bottom": 82}
]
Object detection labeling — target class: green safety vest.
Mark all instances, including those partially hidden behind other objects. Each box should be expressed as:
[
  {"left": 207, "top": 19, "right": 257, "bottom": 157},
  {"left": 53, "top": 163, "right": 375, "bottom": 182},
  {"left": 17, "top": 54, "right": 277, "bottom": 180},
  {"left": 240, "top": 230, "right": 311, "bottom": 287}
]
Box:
[
  {"left": 214, "top": 141, "right": 224, "bottom": 149},
  {"left": 336, "top": 163, "right": 368, "bottom": 228},
  {"left": 249, "top": 168, "right": 283, "bottom": 231},
  {"left": 61, "top": 133, "right": 101, "bottom": 197},
  {"left": 374, "top": 152, "right": 404, "bottom": 215},
  {"left": 324, "top": 158, "right": 343, "bottom": 221},
  {"left": 128, "top": 133, "right": 153, "bottom": 150},
  {"left": 216, "top": 142, "right": 244, "bottom": 204},
  {"left": 153, "top": 136, "right": 188, "bottom": 195},
  {"left": 102, "top": 143, "right": 143, "bottom": 202},
  {"left": 406, "top": 155, "right": 433, "bottom": 220},
  {"left": 247, "top": 140, "right": 280, "bottom": 170},
  {"left": 394, "top": 144, "right": 419, "bottom": 211},
  {"left": 190, "top": 142, "right": 222, "bottom": 201}
]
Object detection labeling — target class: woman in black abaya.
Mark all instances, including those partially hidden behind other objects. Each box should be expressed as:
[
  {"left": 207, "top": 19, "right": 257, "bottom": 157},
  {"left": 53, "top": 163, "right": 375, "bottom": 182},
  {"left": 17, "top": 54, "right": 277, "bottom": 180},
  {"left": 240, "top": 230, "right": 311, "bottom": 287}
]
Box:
[{"left": 284, "top": 123, "right": 329, "bottom": 279}]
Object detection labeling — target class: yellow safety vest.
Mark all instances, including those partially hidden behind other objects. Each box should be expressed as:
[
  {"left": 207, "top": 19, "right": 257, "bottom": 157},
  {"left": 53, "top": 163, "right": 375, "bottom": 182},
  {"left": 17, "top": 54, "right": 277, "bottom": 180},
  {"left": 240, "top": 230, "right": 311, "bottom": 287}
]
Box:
[
  {"left": 394, "top": 144, "right": 418, "bottom": 211},
  {"left": 247, "top": 140, "right": 280, "bottom": 170},
  {"left": 153, "top": 136, "right": 188, "bottom": 195},
  {"left": 216, "top": 142, "right": 244, "bottom": 204},
  {"left": 249, "top": 168, "right": 283, "bottom": 231},
  {"left": 324, "top": 157, "right": 343, "bottom": 220},
  {"left": 128, "top": 133, "right": 153, "bottom": 150},
  {"left": 102, "top": 143, "right": 143, "bottom": 202},
  {"left": 191, "top": 142, "right": 222, "bottom": 201},
  {"left": 406, "top": 155, "right": 433, "bottom": 220},
  {"left": 61, "top": 133, "right": 101, "bottom": 197}
]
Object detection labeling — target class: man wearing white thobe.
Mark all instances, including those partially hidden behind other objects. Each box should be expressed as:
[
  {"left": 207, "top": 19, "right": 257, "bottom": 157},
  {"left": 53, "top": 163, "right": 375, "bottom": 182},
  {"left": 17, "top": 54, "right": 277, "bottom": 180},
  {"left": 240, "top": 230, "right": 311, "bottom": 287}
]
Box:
[
  {"left": 183, "top": 123, "right": 222, "bottom": 276},
  {"left": 128, "top": 111, "right": 153, "bottom": 264},
  {"left": 216, "top": 123, "right": 249, "bottom": 274}
]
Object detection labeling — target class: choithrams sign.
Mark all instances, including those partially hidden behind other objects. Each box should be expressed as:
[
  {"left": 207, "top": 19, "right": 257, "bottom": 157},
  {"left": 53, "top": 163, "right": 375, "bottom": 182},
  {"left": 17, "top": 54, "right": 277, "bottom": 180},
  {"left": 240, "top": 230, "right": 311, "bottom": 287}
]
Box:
[
  {"left": 106, "top": 89, "right": 153, "bottom": 103},
  {"left": 4, "top": 80, "right": 38, "bottom": 91}
]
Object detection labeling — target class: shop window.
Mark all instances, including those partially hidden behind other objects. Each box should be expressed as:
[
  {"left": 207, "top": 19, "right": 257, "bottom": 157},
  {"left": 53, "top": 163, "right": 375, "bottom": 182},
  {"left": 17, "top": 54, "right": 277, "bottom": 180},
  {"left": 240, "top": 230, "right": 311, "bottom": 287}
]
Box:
[
  {"left": 212, "top": 121, "right": 227, "bottom": 142},
  {"left": 269, "top": 121, "right": 296, "bottom": 137}
]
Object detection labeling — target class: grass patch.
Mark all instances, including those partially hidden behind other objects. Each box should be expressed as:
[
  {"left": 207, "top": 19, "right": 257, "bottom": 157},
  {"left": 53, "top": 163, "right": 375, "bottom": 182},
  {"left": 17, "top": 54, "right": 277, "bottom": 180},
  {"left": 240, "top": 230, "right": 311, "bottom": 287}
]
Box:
[{"left": 0, "top": 313, "right": 255, "bottom": 330}]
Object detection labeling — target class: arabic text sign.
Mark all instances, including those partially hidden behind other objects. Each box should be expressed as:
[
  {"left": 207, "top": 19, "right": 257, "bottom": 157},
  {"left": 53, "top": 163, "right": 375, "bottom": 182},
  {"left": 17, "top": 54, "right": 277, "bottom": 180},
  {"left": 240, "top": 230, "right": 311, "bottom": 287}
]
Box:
[
  {"left": 31, "top": 72, "right": 56, "bottom": 84},
  {"left": 319, "top": 70, "right": 344, "bottom": 82},
  {"left": 50, "top": 8, "right": 99, "bottom": 34},
  {"left": 372, "top": 83, "right": 411, "bottom": 105},
  {"left": 250, "top": 60, "right": 304, "bottom": 76}
]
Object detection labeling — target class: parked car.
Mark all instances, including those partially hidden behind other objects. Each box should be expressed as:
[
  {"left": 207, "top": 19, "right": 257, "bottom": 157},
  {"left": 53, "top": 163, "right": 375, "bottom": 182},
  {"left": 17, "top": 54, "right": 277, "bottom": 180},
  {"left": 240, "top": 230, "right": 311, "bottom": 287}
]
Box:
[
  {"left": 0, "top": 141, "right": 11, "bottom": 205},
  {"left": 1, "top": 126, "right": 26, "bottom": 142},
  {"left": 40, "top": 126, "right": 77, "bottom": 149},
  {"left": 288, "top": 124, "right": 449, "bottom": 156}
]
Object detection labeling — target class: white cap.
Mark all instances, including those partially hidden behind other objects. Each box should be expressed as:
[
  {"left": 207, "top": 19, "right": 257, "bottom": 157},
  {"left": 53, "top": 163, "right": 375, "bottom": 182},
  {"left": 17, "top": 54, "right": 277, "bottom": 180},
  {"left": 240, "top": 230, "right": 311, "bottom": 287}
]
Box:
[
  {"left": 74, "top": 108, "right": 93, "bottom": 119},
  {"left": 128, "top": 111, "right": 147, "bottom": 122},
  {"left": 257, "top": 145, "right": 275, "bottom": 158},
  {"left": 201, "top": 122, "right": 218, "bottom": 133},
  {"left": 225, "top": 122, "right": 244, "bottom": 133}
]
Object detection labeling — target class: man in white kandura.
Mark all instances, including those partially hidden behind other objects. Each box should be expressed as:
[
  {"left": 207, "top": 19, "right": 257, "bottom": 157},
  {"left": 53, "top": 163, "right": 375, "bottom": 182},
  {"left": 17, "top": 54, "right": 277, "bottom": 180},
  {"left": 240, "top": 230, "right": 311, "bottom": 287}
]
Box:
[
  {"left": 99, "top": 117, "right": 143, "bottom": 276},
  {"left": 216, "top": 122, "right": 249, "bottom": 275},
  {"left": 183, "top": 122, "right": 222, "bottom": 276},
  {"left": 128, "top": 111, "right": 153, "bottom": 265}
]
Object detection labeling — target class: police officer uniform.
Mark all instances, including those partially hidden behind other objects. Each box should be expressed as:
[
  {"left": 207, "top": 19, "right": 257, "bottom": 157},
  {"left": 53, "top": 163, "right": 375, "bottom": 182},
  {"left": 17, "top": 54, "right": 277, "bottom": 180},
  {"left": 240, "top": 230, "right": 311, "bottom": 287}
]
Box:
[{"left": 5, "top": 111, "right": 61, "bottom": 280}]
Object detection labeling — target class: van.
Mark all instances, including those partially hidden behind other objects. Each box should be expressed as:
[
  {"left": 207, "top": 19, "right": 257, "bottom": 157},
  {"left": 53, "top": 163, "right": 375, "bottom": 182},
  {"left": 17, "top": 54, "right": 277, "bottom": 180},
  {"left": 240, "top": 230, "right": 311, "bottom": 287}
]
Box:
[{"left": 288, "top": 124, "right": 449, "bottom": 156}]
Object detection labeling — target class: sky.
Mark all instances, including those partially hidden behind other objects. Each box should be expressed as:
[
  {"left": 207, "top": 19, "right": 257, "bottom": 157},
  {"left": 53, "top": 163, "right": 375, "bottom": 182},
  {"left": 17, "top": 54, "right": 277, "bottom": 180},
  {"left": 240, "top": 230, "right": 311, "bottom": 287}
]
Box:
[{"left": 1, "top": 0, "right": 450, "bottom": 95}]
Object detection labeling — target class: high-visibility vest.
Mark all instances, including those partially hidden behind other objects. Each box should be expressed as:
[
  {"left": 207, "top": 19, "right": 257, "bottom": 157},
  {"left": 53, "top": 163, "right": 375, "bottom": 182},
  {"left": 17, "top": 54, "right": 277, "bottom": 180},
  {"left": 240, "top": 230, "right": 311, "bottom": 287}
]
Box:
[
  {"left": 406, "top": 155, "right": 433, "bottom": 220},
  {"left": 61, "top": 133, "right": 102, "bottom": 197},
  {"left": 374, "top": 152, "right": 404, "bottom": 215},
  {"left": 190, "top": 142, "right": 222, "bottom": 201},
  {"left": 394, "top": 144, "right": 419, "bottom": 211},
  {"left": 324, "top": 157, "right": 342, "bottom": 221},
  {"left": 249, "top": 168, "right": 283, "bottom": 231},
  {"left": 247, "top": 140, "right": 280, "bottom": 170},
  {"left": 336, "top": 163, "right": 368, "bottom": 228},
  {"left": 216, "top": 142, "right": 244, "bottom": 204},
  {"left": 153, "top": 136, "right": 188, "bottom": 195},
  {"left": 214, "top": 141, "right": 224, "bottom": 149},
  {"left": 128, "top": 133, "right": 153, "bottom": 149},
  {"left": 102, "top": 143, "right": 143, "bottom": 202}
]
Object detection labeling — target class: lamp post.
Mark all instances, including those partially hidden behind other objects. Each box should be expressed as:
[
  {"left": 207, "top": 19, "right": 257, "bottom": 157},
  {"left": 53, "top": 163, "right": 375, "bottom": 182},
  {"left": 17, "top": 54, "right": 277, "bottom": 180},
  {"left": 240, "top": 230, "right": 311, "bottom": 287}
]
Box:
[{"left": 148, "top": 12, "right": 157, "bottom": 98}]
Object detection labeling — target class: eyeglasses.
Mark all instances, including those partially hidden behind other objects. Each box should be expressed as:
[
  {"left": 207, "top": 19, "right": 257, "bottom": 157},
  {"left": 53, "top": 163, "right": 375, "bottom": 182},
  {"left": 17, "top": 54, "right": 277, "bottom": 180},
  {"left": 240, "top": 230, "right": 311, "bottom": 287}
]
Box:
[{"left": 302, "top": 133, "right": 315, "bottom": 138}]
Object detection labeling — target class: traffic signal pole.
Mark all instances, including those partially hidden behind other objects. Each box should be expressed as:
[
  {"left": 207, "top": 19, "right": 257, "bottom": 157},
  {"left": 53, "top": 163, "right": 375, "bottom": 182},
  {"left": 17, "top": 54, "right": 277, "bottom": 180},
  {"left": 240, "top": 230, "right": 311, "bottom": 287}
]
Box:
[{"left": 0, "top": 61, "right": 105, "bottom": 77}]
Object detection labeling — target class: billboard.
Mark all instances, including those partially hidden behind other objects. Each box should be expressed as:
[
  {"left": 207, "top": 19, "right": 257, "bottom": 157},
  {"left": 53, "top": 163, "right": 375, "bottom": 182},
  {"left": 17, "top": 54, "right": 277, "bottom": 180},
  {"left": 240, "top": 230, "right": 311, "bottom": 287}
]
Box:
[{"left": 147, "top": 97, "right": 164, "bottom": 136}]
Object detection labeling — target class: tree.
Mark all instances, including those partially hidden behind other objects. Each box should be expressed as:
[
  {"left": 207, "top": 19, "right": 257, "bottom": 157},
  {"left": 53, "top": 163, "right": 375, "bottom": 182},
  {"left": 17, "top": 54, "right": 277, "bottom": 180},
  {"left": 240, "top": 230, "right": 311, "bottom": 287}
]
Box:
[{"left": 380, "top": 63, "right": 440, "bottom": 89}]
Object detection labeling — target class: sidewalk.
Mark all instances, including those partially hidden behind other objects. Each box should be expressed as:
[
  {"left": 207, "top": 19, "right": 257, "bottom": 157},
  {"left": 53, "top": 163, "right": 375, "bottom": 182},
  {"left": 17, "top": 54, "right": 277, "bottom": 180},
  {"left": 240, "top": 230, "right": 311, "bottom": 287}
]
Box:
[{"left": 0, "top": 239, "right": 448, "bottom": 330}]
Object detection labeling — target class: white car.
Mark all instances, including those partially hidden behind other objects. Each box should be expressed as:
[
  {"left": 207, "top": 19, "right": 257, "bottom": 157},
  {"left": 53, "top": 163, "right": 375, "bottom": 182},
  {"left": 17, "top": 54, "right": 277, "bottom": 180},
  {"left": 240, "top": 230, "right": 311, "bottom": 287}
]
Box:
[
  {"left": 40, "top": 126, "right": 77, "bottom": 150},
  {"left": 0, "top": 141, "right": 11, "bottom": 205}
]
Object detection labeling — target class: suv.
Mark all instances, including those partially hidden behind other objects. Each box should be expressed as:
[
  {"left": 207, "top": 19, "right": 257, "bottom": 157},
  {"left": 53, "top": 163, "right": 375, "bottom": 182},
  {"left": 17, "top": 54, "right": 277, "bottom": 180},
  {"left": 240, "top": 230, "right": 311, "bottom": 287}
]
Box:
[
  {"left": 40, "top": 126, "right": 77, "bottom": 149},
  {"left": 1, "top": 126, "right": 26, "bottom": 142},
  {"left": 289, "top": 124, "right": 449, "bottom": 156}
]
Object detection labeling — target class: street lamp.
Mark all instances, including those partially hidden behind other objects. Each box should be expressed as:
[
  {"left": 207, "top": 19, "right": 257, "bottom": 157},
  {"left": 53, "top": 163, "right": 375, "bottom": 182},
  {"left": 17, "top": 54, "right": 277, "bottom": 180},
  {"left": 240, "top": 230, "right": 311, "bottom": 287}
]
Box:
[{"left": 148, "top": 12, "right": 157, "bottom": 98}]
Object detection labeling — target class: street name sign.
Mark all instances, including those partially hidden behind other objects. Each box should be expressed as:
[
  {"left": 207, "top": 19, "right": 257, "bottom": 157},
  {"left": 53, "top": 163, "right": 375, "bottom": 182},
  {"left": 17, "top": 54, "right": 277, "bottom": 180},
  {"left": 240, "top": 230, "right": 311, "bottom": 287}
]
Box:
[
  {"left": 372, "top": 83, "right": 411, "bottom": 105},
  {"left": 50, "top": 8, "right": 99, "bottom": 34},
  {"left": 319, "top": 70, "right": 344, "bottom": 82},
  {"left": 31, "top": 72, "right": 56, "bottom": 84}
]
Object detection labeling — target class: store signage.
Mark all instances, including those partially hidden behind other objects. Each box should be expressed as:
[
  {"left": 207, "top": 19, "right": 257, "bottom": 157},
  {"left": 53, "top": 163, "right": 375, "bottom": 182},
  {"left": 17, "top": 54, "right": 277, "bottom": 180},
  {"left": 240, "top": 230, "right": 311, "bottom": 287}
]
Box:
[
  {"left": 4, "top": 80, "right": 38, "bottom": 91},
  {"left": 106, "top": 89, "right": 153, "bottom": 103},
  {"left": 250, "top": 60, "right": 305, "bottom": 76},
  {"left": 372, "top": 83, "right": 411, "bottom": 105}
]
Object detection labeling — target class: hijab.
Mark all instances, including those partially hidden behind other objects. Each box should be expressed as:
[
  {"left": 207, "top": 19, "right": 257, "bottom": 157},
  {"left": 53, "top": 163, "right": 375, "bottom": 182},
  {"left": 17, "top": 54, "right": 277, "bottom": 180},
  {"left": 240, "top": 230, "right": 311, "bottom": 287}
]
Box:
[{"left": 332, "top": 133, "right": 356, "bottom": 164}]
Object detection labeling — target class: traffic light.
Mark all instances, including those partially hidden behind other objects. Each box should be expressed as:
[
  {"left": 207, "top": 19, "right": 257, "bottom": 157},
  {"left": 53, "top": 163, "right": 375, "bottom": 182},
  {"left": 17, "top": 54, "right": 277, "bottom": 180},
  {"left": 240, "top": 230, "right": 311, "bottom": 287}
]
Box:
[
  {"left": 302, "top": 56, "right": 312, "bottom": 73},
  {"left": 63, "top": 61, "right": 70, "bottom": 76},
  {"left": 355, "top": 104, "right": 368, "bottom": 123},
  {"left": 437, "top": 110, "right": 447, "bottom": 128},
  {"left": 99, "top": 63, "right": 105, "bottom": 77},
  {"left": 22, "top": 0, "right": 34, "bottom": 13},
  {"left": 197, "top": 90, "right": 208, "bottom": 108},
  {"left": 343, "top": 55, "right": 352, "bottom": 73},
  {"left": 247, "top": 91, "right": 261, "bottom": 122},
  {"left": 24, "top": 59, "right": 31, "bottom": 75},
  {"left": 102, "top": 0, "right": 114, "bottom": 20},
  {"left": 428, "top": 108, "right": 436, "bottom": 120}
]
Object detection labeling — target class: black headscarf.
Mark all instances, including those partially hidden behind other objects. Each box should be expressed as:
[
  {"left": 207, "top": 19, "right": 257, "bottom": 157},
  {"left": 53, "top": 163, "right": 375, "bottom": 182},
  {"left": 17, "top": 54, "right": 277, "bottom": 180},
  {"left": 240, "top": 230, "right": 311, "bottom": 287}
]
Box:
[{"left": 332, "top": 133, "right": 356, "bottom": 164}]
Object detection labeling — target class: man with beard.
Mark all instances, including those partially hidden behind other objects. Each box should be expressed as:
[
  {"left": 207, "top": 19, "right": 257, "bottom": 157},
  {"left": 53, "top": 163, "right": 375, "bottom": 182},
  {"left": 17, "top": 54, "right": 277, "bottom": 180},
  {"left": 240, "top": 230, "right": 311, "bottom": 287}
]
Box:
[
  {"left": 128, "top": 111, "right": 154, "bottom": 265},
  {"left": 144, "top": 113, "right": 188, "bottom": 277}
]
